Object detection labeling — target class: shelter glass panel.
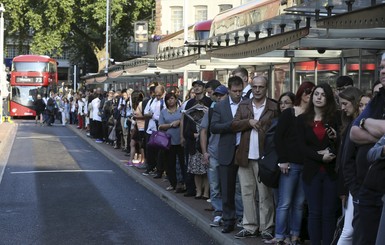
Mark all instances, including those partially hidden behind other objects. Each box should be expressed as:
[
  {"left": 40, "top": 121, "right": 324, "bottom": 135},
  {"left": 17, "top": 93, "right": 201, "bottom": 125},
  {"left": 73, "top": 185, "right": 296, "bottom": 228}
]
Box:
[{"left": 346, "top": 55, "right": 377, "bottom": 93}]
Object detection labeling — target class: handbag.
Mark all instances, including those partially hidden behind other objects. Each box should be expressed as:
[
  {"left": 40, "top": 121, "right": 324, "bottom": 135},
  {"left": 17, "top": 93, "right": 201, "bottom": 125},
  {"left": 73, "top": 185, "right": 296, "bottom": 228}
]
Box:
[
  {"left": 363, "top": 159, "right": 385, "bottom": 194},
  {"left": 148, "top": 130, "right": 171, "bottom": 150},
  {"left": 108, "top": 126, "right": 117, "bottom": 141},
  {"left": 257, "top": 120, "right": 280, "bottom": 188},
  {"left": 331, "top": 212, "right": 345, "bottom": 245}
]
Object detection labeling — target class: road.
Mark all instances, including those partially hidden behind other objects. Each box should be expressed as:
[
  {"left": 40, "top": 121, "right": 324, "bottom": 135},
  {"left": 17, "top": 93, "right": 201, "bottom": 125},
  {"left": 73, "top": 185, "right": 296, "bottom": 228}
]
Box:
[{"left": 0, "top": 121, "right": 218, "bottom": 245}]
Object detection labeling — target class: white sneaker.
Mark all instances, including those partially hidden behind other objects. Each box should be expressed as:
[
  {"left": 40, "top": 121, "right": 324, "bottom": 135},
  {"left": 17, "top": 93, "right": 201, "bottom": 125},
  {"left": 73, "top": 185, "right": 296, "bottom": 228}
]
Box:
[{"left": 210, "top": 216, "right": 223, "bottom": 227}]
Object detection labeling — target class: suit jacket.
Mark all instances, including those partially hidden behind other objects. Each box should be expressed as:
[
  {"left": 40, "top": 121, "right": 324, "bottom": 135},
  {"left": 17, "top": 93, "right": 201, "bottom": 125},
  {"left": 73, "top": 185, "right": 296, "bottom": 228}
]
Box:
[
  {"left": 231, "top": 98, "right": 278, "bottom": 167},
  {"left": 210, "top": 96, "right": 236, "bottom": 166}
]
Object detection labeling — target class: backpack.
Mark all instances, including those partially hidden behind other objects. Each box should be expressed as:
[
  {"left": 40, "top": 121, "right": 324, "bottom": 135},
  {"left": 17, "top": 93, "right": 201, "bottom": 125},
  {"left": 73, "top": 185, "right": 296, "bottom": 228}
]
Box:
[
  {"left": 245, "top": 88, "right": 252, "bottom": 99},
  {"left": 258, "top": 119, "right": 280, "bottom": 188}
]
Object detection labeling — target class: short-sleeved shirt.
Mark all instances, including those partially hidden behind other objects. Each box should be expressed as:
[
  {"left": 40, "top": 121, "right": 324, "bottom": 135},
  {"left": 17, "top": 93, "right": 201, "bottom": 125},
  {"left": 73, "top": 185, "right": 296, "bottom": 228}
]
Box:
[
  {"left": 200, "top": 110, "right": 219, "bottom": 160},
  {"left": 159, "top": 108, "right": 182, "bottom": 145}
]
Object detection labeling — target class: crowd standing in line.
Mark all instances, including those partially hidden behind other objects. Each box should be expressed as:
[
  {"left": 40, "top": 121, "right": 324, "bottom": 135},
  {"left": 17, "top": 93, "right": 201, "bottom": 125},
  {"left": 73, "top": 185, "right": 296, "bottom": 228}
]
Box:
[{"left": 32, "top": 52, "right": 385, "bottom": 245}]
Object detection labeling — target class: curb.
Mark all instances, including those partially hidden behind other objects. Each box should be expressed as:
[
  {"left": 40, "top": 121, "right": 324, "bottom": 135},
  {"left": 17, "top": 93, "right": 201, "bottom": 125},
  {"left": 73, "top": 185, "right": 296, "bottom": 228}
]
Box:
[
  {"left": 68, "top": 125, "right": 244, "bottom": 245},
  {"left": 0, "top": 123, "right": 18, "bottom": 183}
]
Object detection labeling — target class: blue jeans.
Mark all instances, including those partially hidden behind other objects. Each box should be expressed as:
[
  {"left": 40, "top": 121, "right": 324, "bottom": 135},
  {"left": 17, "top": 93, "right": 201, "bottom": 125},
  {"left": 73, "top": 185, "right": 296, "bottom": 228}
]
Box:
[
  {"left": 303, "top": 171, "right": 338, "bottom": 245},
  {"left": 208, "top": 157, "right": 222, "bottom": 216},
  {"left": 275, "top": 163, "right": 305, "bottom": 240}
]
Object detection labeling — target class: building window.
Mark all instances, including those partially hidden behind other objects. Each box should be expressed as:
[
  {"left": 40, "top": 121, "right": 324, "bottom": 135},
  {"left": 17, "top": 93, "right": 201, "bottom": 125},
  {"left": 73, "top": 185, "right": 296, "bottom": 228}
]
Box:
[
  {"left": 6, "top": 46, "right": 16, "bottom": 58},
  {"left": 195, "top": 5, "right": 207, "bottom": 22},
  {"left": 170, "top": 6, "right": 183, "bottom": 33},
  {"left": 219, "top": 4, "right": 232, "bottom": 13}
]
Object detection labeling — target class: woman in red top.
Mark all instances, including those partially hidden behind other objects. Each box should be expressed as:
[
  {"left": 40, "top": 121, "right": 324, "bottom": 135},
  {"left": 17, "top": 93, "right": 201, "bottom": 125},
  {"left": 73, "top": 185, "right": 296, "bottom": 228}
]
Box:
[{"left": 297, "top": 83, "right": 340, "bottom": 245}]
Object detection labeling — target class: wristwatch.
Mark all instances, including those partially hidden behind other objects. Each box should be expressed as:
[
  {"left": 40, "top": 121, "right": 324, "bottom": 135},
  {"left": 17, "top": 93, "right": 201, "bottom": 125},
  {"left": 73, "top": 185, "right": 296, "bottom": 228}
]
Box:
[{"left": 359, "top": 118, "right": 366, "bottom": 129}]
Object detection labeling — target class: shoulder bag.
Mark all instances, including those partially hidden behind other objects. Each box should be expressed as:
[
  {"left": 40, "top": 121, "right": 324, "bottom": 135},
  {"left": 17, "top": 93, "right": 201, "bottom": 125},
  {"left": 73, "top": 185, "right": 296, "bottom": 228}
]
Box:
[{"left": 148, "top": 130, "right": 171, "bottom": 150}]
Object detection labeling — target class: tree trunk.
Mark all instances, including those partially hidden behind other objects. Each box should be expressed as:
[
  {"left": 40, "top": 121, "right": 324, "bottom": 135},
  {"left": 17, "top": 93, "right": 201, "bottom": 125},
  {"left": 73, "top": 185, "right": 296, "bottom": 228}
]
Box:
[{"left": 93, "top": 45, "right": 109, "bottom": 73}]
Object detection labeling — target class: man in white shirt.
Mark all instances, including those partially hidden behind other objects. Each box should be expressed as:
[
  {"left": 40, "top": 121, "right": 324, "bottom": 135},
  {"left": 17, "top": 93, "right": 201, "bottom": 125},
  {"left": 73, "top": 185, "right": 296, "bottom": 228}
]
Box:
[
  {"left": 91, "top": 88, "right": 103, "bottom": 143},
  {"left": 231, "top": 76, "right": 278, "bottom": 240},
  {"left": 143, "top": 85, "right": 165, "bottom": 176}
]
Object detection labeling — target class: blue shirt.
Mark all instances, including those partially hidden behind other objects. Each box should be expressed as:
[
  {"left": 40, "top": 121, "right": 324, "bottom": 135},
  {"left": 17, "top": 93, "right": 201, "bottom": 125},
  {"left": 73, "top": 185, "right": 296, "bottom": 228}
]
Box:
[{"left": 159, "top": 108, "right": 182, "bottom": 145}]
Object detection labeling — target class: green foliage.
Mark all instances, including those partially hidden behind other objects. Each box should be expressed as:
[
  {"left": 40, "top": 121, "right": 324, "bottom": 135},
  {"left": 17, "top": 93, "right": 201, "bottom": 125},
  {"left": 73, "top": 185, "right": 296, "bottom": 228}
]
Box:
[{"left": 3, "top": 0, "right": 155, "bottom": 72}]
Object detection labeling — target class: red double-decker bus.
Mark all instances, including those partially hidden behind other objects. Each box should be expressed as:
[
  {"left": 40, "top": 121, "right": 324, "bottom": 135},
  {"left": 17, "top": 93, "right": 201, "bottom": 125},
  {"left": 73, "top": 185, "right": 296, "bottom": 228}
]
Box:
[{"left": 9, "top": 55, "right": 58, "bottom": 117}]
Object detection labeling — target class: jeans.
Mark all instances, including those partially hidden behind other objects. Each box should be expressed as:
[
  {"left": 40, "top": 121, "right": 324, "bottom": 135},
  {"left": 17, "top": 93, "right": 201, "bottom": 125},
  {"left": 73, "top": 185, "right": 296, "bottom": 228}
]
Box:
[
  {"left": 303, "top": 171, "right": 338, "bottom": 245},
  {"left": 275, "top": 163, "right": 305, "bottom": 240},
  {"left": 208, "top": 157, "right": 222, "bottom": 216},
  {"left": 337, "top": 193, "right": 354, "bottom": 245}
]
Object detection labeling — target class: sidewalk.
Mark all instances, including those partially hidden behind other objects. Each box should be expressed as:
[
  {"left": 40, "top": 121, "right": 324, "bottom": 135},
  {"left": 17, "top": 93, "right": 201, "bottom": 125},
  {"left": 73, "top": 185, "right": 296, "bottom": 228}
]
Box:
[
  {"left": 0, "top": 122, "right": 17, "bottom": 179},
  {"left": 67, "top": 124, "right": 267, "bottom": 245}
]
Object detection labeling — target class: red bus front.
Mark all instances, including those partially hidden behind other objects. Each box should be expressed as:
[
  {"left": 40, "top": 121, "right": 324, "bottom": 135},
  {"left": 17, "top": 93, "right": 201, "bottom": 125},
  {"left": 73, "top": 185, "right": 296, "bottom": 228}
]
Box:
[{"left": 10, "top": 55, "right": 58, "bottom": 117}]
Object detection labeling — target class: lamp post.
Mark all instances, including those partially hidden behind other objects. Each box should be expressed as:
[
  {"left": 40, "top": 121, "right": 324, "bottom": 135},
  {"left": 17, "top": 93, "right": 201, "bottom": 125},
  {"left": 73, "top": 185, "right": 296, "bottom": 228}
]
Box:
[
  {"left": 0, "top": 3, "right": 5, "bottom": 124},
  {"left": 104, "top": 0, "right": 110, "bottom": 75}
]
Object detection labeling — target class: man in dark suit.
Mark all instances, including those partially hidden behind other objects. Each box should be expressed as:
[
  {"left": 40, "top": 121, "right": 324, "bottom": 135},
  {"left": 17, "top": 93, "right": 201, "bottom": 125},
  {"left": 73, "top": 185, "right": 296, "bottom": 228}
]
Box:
[{"left": 211, "top": 76, "right": 244, "bottom": 233}]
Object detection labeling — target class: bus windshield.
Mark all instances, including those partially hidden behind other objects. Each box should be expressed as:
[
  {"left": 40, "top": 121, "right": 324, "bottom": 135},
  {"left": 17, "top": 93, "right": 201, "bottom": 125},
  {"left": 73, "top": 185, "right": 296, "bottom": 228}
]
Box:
[
  {"left": 11, "top": 86, "right": 48, "bottom": 107},
  {"left": 13, "top": 62, "right": 48, "bottom": 72}
]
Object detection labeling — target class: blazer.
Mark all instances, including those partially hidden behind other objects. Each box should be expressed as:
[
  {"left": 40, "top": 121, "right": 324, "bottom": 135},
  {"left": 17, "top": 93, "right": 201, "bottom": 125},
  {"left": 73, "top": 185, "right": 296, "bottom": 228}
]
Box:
[
  {"left": 297, "top": 114, "right": 340, "bottom": 185},
  {"left": 210, "top": 96, "right": 237, "bottom": 166},
  {"left": 231, "top": 98, "right": 278, "bottom": 167}
]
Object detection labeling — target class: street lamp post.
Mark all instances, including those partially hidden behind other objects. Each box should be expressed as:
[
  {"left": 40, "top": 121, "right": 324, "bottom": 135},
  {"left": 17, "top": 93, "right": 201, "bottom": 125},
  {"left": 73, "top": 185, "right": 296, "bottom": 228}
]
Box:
[
  {"left": 0, "top": 3, "right": 5, "bottom": 124},
  {"left": 104, "top": 0, "right": 110, "bottom": 75}
]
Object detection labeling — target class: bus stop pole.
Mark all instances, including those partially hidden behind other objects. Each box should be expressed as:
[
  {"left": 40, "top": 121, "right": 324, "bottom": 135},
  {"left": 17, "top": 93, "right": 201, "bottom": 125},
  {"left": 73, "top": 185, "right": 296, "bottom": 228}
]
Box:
[
  {"left": 73, "top": 65, "right": 77, "bottom": 92},
  {"left": 0, "top": 4, "right": 5, "bottom": 124}
]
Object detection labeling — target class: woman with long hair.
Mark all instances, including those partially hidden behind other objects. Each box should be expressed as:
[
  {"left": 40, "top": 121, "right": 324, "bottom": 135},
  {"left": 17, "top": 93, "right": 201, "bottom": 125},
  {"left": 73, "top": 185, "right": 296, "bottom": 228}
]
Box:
[
  {"left": 358, "top": 93, "right": 371, "bottom": 115},
  {"left": 126, "top": 90, "right": 145, "bottom": 166},
  {"left": 273, "top": 81, "right": 315, "bottom": 245},
  {"left": 297, "top": 83, "right": 340, "bottom": 245},
  {"left": 277, "top": 91, "right": 295, "bottom": 113},
  {"left": 158, "top": 92, "right": 185, "bottom": 191},
  {"left": 336, "top": 87, "right": 363, "bottom": 245}
]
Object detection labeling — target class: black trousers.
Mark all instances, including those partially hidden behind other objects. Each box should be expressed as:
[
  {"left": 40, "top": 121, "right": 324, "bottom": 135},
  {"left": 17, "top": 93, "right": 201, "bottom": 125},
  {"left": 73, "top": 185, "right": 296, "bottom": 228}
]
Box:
[
  {"left": 145, "top": 133, "right": 159, "bottom": 172},
  {"left": 219, "top": 163, "right": 239, "bottom": 227},
  {"left": 93, "top": 120, "right": 103, "bottom": 140},
  {"left": 352, "top": 193, "right": 383, "bottom": 245},
  {"left": 165, "top": 145, "right": 185, "bottom": 188},
  {"left": 184, "top": 144, "right": 196, "bottom": 195}
]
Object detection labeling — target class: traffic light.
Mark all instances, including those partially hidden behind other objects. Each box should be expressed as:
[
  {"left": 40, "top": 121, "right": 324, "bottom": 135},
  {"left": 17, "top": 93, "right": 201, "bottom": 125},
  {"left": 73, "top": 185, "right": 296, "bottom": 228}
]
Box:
[{"left": 134, "top": 21, "right": 148, "bottom": 43}]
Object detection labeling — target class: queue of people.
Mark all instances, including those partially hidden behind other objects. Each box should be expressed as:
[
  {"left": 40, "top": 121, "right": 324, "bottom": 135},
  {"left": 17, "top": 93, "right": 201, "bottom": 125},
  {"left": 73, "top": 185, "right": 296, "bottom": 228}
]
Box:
[
  {"left": 36, "top": 52, "right": 385, "bottom": 245},
  {"left": 33, "top": 90, "right": 72, "bottom": 126}
]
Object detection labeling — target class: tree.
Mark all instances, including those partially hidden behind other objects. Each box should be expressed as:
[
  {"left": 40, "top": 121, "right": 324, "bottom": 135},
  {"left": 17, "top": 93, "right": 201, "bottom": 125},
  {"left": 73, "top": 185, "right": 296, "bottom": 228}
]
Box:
[{"left": 3, "top": 0, "right": 155, "bottom": 73}]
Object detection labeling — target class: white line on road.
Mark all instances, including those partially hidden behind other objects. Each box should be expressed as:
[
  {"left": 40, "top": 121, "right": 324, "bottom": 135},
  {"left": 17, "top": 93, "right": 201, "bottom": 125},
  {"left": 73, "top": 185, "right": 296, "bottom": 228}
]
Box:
[
  {"left": 16, "top": 136, "right": 78, "bottom": 139},
  {"left": 10, "top": 170, "right": 114, "bottom": 174}
]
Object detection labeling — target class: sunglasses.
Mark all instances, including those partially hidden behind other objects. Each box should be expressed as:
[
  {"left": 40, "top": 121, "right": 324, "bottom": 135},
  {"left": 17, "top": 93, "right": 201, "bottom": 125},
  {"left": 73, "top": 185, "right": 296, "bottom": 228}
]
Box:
[{"left": 304, "top": 88, "right": 313, "bottom": 95}]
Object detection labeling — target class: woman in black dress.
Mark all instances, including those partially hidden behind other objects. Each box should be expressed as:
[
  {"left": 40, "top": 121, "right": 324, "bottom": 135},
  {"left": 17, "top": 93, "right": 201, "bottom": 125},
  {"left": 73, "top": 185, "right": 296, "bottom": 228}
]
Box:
[{"left": 34, "top": 94, "right": 46, "bottom": 125}]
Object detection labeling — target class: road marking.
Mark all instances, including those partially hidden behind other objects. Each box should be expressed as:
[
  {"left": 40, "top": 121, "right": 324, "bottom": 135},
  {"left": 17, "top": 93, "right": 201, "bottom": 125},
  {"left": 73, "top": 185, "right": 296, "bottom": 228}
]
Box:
[
  {"left": 10, "top": 170, "right": 114, "bottom": 174},
  {"left": 16, "top": 136, "right": 78, "bottom": 139},
  {"left": 67, "top": 149, "right": 93, "bottom": 153}
]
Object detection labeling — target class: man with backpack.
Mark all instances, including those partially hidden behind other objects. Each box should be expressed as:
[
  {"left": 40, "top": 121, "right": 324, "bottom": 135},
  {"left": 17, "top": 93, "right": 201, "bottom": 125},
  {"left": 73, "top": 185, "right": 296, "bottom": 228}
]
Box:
[
  {"left": 232, "top": 67, "right": 252, "bottom": 99},
  {"left": 200, "top": 85, "right": 228, "bottom": 227}
]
